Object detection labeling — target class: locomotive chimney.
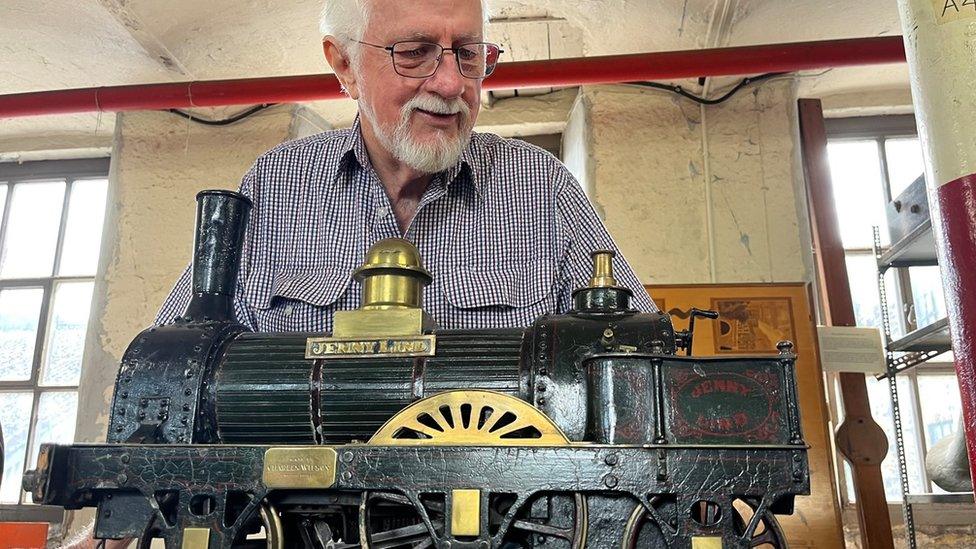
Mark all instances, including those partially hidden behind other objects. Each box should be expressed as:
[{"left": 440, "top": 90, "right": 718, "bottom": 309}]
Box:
[{"left": 183, "top": 190, "right": 252, "bottom": 322}]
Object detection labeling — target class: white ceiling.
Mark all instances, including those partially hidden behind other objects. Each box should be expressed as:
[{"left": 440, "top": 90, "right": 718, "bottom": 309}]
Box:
[{"left": 0, "top": 0, "right": 911, "bottom": 146}]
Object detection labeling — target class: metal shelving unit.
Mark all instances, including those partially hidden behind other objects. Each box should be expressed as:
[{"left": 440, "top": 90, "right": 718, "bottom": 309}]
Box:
[{"left": 873, "top": 219, "right": 953, "bottom": 549}]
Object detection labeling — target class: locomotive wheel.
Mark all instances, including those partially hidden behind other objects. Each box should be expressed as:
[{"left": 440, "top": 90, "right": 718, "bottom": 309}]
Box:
[
  {"left": 507, "top": 493, "right": 587, "bottom": 549},
  {"left": 361, "top": 390, "right": 584, "bottom": 547},
  {"left": 231, "top": 502, "right": 284, "bottom": 549},
  {"left": 621, "top": 497, "right": 787, "bottom": 548},
  {"left": 359, "top": 492, "right": 587, "bottom": 549},
  {"left": 731, "top": 498, "right": 787, "bottom": 548},
  {"left": 368, "top": 390, "right": 569, "bottom": 446},
  {"left": 620, "top": 497, "right": 676, "bottom": 548}
]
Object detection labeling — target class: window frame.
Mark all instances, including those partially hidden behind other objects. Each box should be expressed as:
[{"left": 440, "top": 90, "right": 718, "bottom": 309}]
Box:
[
  {"left": 824, "top": 116, "right": 970, "bottom": 518},
  {"left": 0, "top": 157, "right": 110, "bottom": 520}
]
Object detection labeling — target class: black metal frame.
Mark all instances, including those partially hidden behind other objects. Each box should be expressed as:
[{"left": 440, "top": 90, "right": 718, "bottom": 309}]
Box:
[{"left": 0, "top": 157, "right": 110, "bottom": 518}]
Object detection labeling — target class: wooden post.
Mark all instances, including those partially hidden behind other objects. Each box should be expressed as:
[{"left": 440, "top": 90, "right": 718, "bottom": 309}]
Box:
[{"left": 798, "top": 98, "right": 894, "bottom": 549}]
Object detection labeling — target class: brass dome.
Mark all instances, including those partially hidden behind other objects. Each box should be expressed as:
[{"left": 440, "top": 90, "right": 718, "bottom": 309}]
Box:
[
  {"left": 354, "top": 238, "right": 432, "bottom": 283},
  {"left": 354, "top": 239, "right": 431, "bottom": 310}
]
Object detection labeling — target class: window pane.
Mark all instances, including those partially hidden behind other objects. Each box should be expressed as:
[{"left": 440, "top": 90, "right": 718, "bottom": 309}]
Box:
[
  {"left": 865, "top": 375, "right": 926, "bottom": 499},
  {"left": 41, "top": 281, "right": 94, "bottom": 386},
  {"left": 0, "top": 181, "right": 66, "bottom": 279},
  {"left": 58, "top": 179, "right": 108, "bottom": 276},
  {"left": 885, "top": 137, "right": 926, "bottom": 199},
  {"left": 0, "top": 287, "right": 44, "bottom": 381},
  {"left": 917, "top": 374, "right": 962, "bottom": 493},
  {"left": 908, "top": 266, "right": 948, "bottom": 329},
  {"left": 845, "top": 253, "right": 904, "bottom": 338},
  {"left": 27, "top": 391, "right": 78, "bottom": 470},
  {"left": 0, "top": 392, "right": 34, "bottom": 504},
  {"left": 918, "top": 375, "right": 961, "bottom": 448},
  {"left": 828, "top": 140, "right": 889, "bottom": 248}
]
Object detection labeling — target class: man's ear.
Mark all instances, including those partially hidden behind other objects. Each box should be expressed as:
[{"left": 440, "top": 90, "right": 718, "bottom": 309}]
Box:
[{"left": 323, "top": 37, "right": 360, "bottom": 100}]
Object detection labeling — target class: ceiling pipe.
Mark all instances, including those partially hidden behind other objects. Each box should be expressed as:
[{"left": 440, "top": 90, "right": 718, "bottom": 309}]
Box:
[{"left": 0, "top": 36, "right": 906, "bottom": 119}]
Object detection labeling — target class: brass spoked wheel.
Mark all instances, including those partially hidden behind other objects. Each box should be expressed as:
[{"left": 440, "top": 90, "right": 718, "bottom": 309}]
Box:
[
  {"left": 361, "top": 391, "right": 585, "bottom": 548},
  {"left": 368, "top": 390, "right": 569, "bottom": 446}
]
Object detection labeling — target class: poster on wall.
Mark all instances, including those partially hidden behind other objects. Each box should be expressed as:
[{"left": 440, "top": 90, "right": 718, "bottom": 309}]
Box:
[{"left": 710, "top": 297, "right": 797, "bottom": 354}]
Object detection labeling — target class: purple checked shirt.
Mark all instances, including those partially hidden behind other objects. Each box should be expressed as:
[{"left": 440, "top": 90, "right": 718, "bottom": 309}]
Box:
[{"left": 156, "top": 118, "right": 655, "bottom": 332}]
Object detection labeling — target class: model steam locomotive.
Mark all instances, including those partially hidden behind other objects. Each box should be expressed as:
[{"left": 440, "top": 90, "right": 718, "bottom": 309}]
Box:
[{"left": 22, "top": 190, "right": 809, "bottom": 548}]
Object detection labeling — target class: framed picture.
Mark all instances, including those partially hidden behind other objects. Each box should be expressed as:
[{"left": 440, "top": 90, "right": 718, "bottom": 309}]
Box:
[{"left": 711, "top": 297, "right": 797, "bottom": 354}]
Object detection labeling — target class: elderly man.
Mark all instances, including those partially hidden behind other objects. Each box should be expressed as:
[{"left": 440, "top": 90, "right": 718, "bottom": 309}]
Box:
[{"left": 154, "top": 0, "right": 654, "bottom": 330}]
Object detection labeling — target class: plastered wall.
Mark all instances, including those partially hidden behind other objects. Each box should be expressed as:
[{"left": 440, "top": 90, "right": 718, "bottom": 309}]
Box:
[
  {"left": 74, "top": 107, "right": 296, "bottom": 445},
  {"left": 566, "top": 80, "right": 813, "bottom": 286}
]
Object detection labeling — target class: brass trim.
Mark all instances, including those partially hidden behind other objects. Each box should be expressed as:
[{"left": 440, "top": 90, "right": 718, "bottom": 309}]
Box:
[
  {"left": 182, "top": 528, "right": 210, "bottom": 549},
  {"left": 691, "top": 537, "right": 723, "bottom": 549},
  {"left": 263, "top": 447, "right": 337, "bottom": 488},
  {"left": 450, "top": 489, "right": 481, "bottom": 538},
  {"left": 332, "top": 309, "right": 428, "bottom": 338},
  {"left": 305, "top": 334, "right": 436, "bottom": 359}
]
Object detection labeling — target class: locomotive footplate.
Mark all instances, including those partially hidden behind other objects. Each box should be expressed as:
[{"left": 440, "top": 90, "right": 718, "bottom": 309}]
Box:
[{"left": 27, "top": 442, "right": 808, "bottom": 548}]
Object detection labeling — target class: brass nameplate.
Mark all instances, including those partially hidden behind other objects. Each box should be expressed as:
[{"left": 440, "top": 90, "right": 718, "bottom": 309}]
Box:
[
  {"left": 263, "top": 447, "right": 337, "bottom": 488},
  {"left": 305, "top": 334, "right": 436, "bottom": 359}
]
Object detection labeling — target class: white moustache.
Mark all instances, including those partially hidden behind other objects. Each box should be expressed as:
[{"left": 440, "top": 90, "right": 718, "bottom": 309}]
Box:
[{"left": 404, "top": 94, "right": 469, "bottom": 117}]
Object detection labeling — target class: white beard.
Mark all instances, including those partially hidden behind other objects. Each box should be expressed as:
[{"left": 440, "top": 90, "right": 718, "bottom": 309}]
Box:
[{"left": 360, "top": 93, "right": 472, "bottom": 174}]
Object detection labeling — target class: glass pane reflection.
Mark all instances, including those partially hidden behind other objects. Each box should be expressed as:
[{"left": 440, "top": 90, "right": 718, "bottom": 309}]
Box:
[
  {"left": 28, "top": 391, "right": 78, "bottom": 469},
  {"left": 885, "top": 137, "right": 926, "bottom": 199},
  {"left": 42, "top": 282, "right": 94, "bottom": 386},
  {"left": 0, "top": 181, "right": 65, "bottom": 279},
  {"left": 828, "top": 141, "right": 889, "bottom": 248},
  {"left": 0, "top": 287, "right": 44, "bottom": 381},
  {"left": 0, "top": 392, "right": 33, "bottom": 503},
  {"left": 58, "top": 179, "right": 108, "bottom": 277}
]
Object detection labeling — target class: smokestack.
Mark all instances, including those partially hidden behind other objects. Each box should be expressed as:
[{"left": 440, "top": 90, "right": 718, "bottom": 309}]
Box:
[{"left": 183, "top": 190, "right": 252, "bottom": 323}]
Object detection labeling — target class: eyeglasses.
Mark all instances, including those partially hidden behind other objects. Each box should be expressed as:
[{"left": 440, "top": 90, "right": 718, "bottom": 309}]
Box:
[{"left": 355, "top": 40, "right": 504, "bottom": 79}]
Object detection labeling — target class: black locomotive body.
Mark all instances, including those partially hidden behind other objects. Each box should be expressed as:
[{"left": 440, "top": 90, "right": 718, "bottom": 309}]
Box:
[{"left": 23, "top": 191, "right": 809, "bottom": 549}]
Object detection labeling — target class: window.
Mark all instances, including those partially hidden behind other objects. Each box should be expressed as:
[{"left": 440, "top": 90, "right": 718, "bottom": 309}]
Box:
[
  {"left": 0, "top": 159, "right": 109, "bottom": 513},
  {"left": 824, "top": 116, "right": 962, "bottom": 501}
]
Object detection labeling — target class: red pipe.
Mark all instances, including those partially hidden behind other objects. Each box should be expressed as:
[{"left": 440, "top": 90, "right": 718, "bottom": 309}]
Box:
[{"left": 0, "top": 36, "right": 906, "bottom": 119}]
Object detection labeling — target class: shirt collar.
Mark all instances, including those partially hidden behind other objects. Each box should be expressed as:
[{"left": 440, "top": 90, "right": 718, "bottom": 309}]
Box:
[{"left": 335, "top": 114, "right": 485, "bottom": 197}]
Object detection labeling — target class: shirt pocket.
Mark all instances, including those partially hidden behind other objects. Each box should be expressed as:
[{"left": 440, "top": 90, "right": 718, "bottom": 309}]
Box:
[
  {"left": 439, "top": 260, "right": 558, "bottom": 328},
  {"left": 245, "top": 269, "right": 354, "bottom": 332}
]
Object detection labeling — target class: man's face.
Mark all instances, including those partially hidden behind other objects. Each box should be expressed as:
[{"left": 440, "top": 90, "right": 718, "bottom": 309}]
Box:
[{"left": 353, "top": 0, "right": 484, "bottom": 172}]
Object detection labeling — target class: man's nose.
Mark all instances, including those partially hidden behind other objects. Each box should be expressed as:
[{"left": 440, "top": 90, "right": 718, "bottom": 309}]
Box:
[{"left": 424, "top": 51, "right": 467, "bottom": 98}]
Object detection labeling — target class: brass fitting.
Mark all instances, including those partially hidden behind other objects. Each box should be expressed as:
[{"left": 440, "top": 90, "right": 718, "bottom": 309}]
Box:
[
  {"left": 588, "top": 250, "right": 618, "bottom": 288},
  {"left": 354, "top": 238, "right": 432, "bottom": 310}
]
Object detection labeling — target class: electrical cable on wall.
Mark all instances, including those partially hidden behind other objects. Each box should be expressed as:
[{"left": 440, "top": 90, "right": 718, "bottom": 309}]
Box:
[
  {"left": 629, "top": 72, "right": 785, "bottom": 105},
  {"left": 167, "top": 103, "right": 277, "bottom": 126},
  {"left": 165, "top": 72, "right": 779, "bottom": 127}
]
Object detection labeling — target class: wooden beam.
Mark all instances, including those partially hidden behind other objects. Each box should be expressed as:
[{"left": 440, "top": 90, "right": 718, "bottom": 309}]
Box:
[{"left": 798, "top": 98, "right": 895, "bottom": 549}]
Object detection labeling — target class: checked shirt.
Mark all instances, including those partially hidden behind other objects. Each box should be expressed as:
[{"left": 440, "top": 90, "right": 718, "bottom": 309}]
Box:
[{"left": 156, "top": 118, "right": 655, "bottom": 332}]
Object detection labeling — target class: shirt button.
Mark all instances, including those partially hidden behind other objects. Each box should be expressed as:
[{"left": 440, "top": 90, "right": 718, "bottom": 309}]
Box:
[
  {"left": 283, "top": 305, "right": 294, "bottom": 317},
  {"left": 375, "top": 207, "right": 390, "bottom": 219}
]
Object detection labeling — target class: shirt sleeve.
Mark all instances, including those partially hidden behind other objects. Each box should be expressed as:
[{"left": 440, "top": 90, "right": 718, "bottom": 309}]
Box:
[
  {"left": 153, "top": 169, "right": 258, "bottom": 330},
  {"left": 552, "top": 163, "right": 658, "bottom": 314}
]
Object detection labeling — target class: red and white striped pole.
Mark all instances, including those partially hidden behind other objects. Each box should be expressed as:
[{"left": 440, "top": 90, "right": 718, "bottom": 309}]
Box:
[{"left": 897, "top": 0, "right": 976, "bottom": 487}]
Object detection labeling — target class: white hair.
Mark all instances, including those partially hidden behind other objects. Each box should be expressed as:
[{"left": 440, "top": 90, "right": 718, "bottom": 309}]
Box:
[{"left": 320, "top": 0, "right": 491, "bottom": 64}]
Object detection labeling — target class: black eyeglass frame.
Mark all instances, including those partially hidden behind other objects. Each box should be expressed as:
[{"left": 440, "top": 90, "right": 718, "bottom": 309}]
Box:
[{"left": 354, "top": 39, "right": 504, "bottom": 79}]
